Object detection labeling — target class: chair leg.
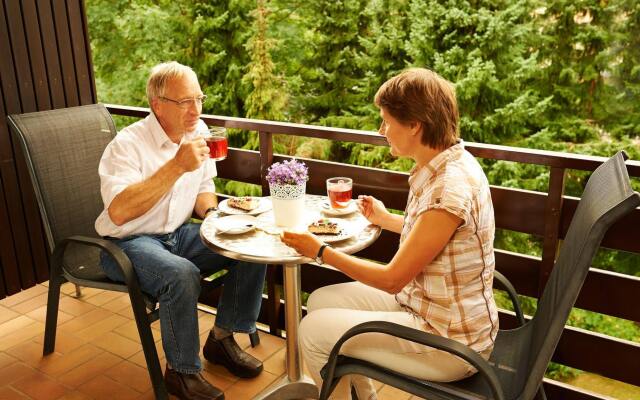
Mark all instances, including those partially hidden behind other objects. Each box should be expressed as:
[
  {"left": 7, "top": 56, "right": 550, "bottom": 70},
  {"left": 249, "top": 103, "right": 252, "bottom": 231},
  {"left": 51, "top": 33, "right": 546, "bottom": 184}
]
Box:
[
  {"left": 249, "top": 331, "right": 260, "bottom": 347},
  {"left": 43, "top": 273, "right": 64, "bottom": 355},
  {"left": 74, "top": 284, "right": 82, "bottom": 298},
  {"left": 130, "top": 296, "right": 168, "bottom": 400}
]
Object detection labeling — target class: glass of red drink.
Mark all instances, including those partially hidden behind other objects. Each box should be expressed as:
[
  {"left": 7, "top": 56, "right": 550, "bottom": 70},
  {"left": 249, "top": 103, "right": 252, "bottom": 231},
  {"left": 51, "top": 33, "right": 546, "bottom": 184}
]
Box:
[
  {"left": 204, "top": 126, "right": 228, "bottom": 161},
  {"left": 326, "top": 177, "right": 353, "bottom": 209}
]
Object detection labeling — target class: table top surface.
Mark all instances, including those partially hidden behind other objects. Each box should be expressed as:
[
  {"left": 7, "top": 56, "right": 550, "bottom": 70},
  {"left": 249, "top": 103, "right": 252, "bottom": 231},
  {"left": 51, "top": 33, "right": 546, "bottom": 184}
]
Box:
[{"left": 200, "top": 194, "right": 381, "bottom": 265}]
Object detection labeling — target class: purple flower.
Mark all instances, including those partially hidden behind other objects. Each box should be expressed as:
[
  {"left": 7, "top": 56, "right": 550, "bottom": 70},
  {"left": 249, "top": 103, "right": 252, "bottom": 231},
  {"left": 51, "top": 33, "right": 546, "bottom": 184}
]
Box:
[{"left": 266, "top": 159, "right": 309, "bottom": 186}]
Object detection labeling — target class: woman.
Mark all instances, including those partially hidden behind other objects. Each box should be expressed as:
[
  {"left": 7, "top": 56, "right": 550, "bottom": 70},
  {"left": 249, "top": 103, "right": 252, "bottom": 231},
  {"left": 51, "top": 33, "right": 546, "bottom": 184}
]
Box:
[{"left": 281, "top": 68, "right": 498, "bottom": 399}]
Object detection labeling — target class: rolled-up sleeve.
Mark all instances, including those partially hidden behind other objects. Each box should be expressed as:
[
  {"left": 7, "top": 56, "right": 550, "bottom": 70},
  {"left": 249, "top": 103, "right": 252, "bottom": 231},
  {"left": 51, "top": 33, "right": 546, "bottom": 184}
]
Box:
[
  {"left": 99, "top": 138, "right": 143, "bottom": 208},
  {"left": 198, "top": 159, "right": 217, "bottom": 194}
]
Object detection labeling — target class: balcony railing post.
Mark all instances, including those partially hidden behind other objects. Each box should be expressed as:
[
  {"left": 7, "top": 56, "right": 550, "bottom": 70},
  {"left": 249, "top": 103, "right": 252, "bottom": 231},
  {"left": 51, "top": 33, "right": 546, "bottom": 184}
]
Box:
[
  {"left": 259, "top": 130, "right": 273, "bottom": 196},
  {"left": 539, "top": 166, "right": 566, "bottom": 294}
]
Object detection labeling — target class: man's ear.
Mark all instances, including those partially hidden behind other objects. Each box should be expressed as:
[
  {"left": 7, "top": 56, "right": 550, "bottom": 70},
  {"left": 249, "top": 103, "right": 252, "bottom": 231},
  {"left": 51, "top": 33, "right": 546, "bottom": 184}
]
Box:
[{"left": 150, "top": 98, "right": 159, "bottom": 115}]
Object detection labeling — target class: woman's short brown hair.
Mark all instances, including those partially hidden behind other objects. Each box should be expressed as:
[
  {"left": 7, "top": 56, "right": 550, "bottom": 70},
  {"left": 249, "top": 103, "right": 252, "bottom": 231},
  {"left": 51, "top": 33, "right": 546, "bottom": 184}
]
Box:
[{"left": 374, "top": 68, "right": 459, "bottom": 149}]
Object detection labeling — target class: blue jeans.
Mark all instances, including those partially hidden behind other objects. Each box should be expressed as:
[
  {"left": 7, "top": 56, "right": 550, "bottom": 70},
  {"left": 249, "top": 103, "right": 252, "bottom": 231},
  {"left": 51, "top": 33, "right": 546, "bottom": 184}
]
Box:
[{"left": 100, "top": 223, "right": 267, "bottom": 374}]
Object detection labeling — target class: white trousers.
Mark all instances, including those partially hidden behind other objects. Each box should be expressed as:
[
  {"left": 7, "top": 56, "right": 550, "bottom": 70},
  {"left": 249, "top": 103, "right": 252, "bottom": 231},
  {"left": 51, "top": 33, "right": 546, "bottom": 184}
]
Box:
[{"left": 299, "top": 282, "right": 479, "bottom": 400}]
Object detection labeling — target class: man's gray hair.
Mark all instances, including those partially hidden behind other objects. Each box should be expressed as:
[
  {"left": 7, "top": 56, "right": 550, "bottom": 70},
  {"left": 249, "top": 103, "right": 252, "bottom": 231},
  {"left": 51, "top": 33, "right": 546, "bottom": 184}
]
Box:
[{"left": 146, "top": 61, "right": 197, "bottom": 104}]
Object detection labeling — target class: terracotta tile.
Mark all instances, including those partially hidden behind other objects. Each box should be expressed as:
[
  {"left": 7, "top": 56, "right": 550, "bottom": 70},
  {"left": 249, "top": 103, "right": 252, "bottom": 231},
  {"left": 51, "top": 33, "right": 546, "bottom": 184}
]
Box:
[
  {"left": 377, "top": 384, "right": 412, "bottom": 399},
  {"left": 115, "top": 305, "right": 135, "bottom": 319},
  {"left": 100, "top": 294, "right": 132, "bottom": 313},
  {"left": 201, "top": 368, "right": 237, "bottom": 391},
  {"left": 77, "top": 375, "right": 141, "bottom": 400},
  {"left": 12, "top": 372, "right": 70, "bottom": 400},
  {"left": 223, "top": 370, "right": 279, "bottom": 399},
  {"left": 244, "top": 331, "right": 285, "bottom": 362},
  {"left": 36, "top": 343, "right": 103, "bottom": 376},
  {"left": 104, "top": 360, "right": 153, "bottom": 393},
  {"left": 59, "top": 351, "right": 122, "bottom": 388},
  {"left": 0, "top": 351, "right": 19, "bottom": 369},
  {"left": 263, "top": 347, "right": 286, "bottom": 376},
  {"left": 128, "top": 341, "right": 165, "bottom": 368},
  {"left": 11, "top": 292, "right": 49, "bottom": 314},
  {"left": 74, "top": 314, "right": 129, "bottom": 342},
  {"left": 0, "top": 285, "right": 48, "bottom": 307},
  {"left": 0, "top": 321, "right": 45, "bottom": 351},
  {"left": 135, "top": 390, "right": 156, "bottom": 399},
  {"left": 202, "top": 358, "right": 241, "bottom": 382},
  {"left": 197, "top": 312, "right": 216, "bottom": 334},
  {"left": 94, "top": 331, "right": 142, "bottom": 359},
  {"left": 112, "top": 321, "right": 161, "bottom": 344},
  {"left": 34, "top": 330, "right": 87, "bottom": 354},
  {"left": 58, "top": 308, "right": 113, "bottom": 334},
  {"left": 5, "top": 340, "right": 46, "bottom": 365},
  {"left": 0, "top": 305, "right": 20, "bottom": 324},
  {"left": 0, "top": 361, "right": 39, "bottom": 385},
  {"left": 0, "top": 386, "right": 30, "bottom": 399},
  {"left": 60, "top": 284, "right": 103, "bottom": 299},
  {"left": 85, "top": 291, "right": 125, "bottom": 307},
  {"left": 58, "top": 297, "right": 97, "bottom": 317},
  {"left": 58, "top": 391, "right": 93, "bottom": 400},
  {"left": 26, "top": 305, "right": 74, "bottom": 324},
  {"left": 0, "top": 315, "right": 37, "bottom": 338}
]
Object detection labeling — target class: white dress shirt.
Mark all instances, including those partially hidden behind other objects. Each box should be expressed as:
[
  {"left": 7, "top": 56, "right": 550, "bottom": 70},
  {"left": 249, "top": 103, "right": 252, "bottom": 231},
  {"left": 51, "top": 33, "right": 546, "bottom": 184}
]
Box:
[{"left": 95, "top": 112, "right": 216, "bottom": 238}]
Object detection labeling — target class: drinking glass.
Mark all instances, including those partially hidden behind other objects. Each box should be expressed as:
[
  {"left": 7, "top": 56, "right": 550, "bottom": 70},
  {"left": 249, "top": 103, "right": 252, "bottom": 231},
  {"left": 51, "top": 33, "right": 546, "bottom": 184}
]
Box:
[
  {"left": 326, "top": 177, "right": 353, "bottom": 209},
  {"left": 204, "top": 126, "right": 228, "bottom": 161}
]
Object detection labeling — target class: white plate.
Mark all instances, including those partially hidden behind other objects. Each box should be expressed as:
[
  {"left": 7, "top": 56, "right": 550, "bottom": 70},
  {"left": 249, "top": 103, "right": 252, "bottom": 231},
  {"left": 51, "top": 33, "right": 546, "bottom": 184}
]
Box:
[
  {"left": 213, "top": 215, "right": 258, "bottom": 235},
  {"left": 308, "top": 218, "right": 355, "bottom": 243},
  {"left": 218, "top": 197, "right": 272, "bottom": 216},
  {"left": 321, "top": 200, "right": 358, "bottom": 217}
]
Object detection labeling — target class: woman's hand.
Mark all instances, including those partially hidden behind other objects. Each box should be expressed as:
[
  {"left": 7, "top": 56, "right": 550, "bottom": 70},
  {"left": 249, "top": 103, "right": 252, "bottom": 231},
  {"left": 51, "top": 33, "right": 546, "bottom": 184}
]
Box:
[
  {"left": 356, "top": 195, "right": 388, "bottom": 226},
  {"left": 280, "top": 230, "right": 323, "bottom": 258}
]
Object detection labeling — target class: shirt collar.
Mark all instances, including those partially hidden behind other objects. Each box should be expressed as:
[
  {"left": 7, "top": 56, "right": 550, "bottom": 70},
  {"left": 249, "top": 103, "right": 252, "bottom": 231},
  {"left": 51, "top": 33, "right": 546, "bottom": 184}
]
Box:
[
  {"left": 147, "top": 112, "right": 174, "bottom": 148},
  {"left": 408, "top": 140, "right": 465, "bottom": 190}
]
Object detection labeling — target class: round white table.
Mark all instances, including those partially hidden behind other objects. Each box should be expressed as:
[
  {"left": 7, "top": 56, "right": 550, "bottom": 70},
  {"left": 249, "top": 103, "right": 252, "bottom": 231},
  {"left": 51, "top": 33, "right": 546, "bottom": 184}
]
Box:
[{"left": 200, "top": 194, "right": 381, "bottom": 400}]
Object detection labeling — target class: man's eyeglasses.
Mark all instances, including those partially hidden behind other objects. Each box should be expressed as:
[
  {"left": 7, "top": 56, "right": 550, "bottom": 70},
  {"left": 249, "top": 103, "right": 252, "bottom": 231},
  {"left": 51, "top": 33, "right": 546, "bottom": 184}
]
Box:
[{"left": 159, "top": 95, "right": 208, "bottom": 109}]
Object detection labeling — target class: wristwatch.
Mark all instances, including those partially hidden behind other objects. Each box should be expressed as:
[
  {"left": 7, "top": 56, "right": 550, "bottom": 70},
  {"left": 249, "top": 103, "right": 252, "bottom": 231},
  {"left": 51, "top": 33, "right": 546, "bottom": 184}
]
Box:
[{"left": 315, "top": 244, "right": 329, "bottom": 265}]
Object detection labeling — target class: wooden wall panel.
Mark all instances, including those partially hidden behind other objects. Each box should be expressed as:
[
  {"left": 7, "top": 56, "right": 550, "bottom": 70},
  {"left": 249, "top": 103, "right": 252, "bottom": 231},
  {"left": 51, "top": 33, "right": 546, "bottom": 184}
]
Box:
[
  {"left": 0, "top": 0, "right": 97, "bottom": 298},
  {"left": 0, "top": 0, "right": 37, "bottom": 291}
]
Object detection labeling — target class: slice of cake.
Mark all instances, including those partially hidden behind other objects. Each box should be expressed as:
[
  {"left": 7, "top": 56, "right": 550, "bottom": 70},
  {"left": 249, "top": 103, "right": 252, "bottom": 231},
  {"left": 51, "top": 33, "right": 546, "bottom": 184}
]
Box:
[
  {"left": 227, "top": 197, "right": 260, "bottom": 211},
  {"left": 308, "top": 218, "right": 341, "bottom": 235}
]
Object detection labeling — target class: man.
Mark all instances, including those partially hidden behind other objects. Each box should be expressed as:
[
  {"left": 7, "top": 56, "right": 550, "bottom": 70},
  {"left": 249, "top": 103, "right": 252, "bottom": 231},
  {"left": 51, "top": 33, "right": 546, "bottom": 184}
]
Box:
[{"left": 96, "top": 61, "right": 265, "bottom": 400}]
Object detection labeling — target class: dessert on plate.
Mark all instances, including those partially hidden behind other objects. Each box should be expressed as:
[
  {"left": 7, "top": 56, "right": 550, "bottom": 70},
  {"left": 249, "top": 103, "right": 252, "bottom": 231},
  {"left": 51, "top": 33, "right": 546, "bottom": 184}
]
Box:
[
  {"left": 227, "top": 196, "right": 260, "bottom": 211},
  {"left": 308, "top": 218, "right": 341, "bottom": 235}
]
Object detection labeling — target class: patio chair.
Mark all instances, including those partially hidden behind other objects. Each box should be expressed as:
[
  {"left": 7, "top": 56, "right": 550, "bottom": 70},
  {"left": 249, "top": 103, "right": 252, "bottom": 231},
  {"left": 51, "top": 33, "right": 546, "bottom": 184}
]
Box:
[
  {"left": 319, "top": 151, "right": 640, "bottom": 400},
  {"left": 8, "top": 104, "right": 259, "bottom": 400}
]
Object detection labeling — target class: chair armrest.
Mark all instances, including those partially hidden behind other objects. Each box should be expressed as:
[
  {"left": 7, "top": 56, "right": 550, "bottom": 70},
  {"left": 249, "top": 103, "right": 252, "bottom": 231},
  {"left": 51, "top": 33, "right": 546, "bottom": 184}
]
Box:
[
  {"left": 493, "top": 270, "right": 526, "bottom": 326},
  {"left": 324, "top": 321, "right": 504, "bottom": 400},
  {"left": 53, "top": 235, "right": 143, "bottom": 297}
]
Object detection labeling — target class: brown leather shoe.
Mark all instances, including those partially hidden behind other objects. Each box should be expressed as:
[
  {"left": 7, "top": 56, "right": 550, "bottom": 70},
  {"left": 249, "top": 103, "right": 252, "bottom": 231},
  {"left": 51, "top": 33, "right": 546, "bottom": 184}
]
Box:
[
  {"left": 203, "top": 331, "right": 263, "bottom": 378},
  {"left": 164, "top": 366, "right": 224, "bottom": 400}
]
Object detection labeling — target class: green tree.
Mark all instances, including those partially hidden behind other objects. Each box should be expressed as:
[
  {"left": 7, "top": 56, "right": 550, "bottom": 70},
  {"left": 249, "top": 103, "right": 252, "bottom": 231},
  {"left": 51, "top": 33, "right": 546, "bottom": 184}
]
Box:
[
  {"left": 406, "top": 0, "right": 551, "bottom": 144},
  {"left": 182, "top": 0, "right": 254, "bottom": 118}
]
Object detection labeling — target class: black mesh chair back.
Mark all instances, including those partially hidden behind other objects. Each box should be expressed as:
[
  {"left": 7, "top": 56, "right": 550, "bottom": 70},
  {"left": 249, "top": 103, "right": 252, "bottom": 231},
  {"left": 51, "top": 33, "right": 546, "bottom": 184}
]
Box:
[
  {"left": 319, "top": 151, "right": 640, "bottom": 400},
  {"left": 522, "top": 150, "right": 639, "bottom": 397},
  {"left": 9, "top": 104, "right": 124, "bottom": 287},
  {"left": 9, "top": 104, "right": 168, "bottom": 399}
]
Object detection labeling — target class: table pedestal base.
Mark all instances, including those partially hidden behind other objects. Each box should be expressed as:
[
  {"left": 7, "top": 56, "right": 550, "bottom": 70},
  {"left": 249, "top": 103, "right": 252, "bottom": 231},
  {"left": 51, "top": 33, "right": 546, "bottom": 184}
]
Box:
[{"left": 253, "top": 374, "right": 319, "bottom": 400}]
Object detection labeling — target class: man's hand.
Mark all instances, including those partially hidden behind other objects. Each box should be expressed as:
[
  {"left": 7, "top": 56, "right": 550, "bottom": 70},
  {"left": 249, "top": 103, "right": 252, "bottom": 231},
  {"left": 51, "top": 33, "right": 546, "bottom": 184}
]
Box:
[{"left": 174, "top": 138, "right": 209, "bottom": 173}]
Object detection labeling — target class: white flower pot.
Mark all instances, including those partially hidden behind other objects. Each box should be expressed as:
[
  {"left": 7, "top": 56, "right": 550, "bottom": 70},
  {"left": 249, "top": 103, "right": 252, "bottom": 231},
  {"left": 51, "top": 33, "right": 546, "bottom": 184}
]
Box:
[{"left": 270, "top": 183, "right": 306, "bottom": 228}]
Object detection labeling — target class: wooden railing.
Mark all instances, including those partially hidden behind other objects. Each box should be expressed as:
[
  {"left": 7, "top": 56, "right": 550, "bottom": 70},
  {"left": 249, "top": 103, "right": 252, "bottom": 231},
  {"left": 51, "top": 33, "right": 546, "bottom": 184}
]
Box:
[{"left": 107, "top": 104, "right": 640, "bottom": 400}]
